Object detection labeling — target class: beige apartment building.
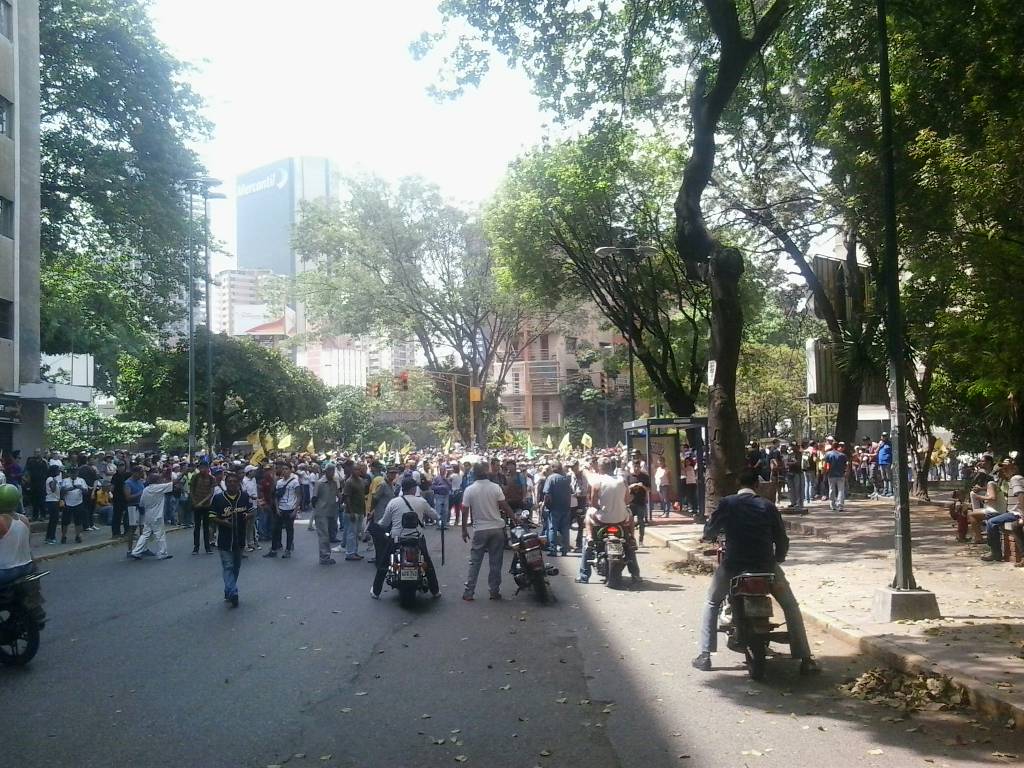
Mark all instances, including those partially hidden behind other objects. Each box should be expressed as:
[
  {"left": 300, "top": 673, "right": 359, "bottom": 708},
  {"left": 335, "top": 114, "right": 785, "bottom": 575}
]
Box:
[{"left": 499, "top": 309, "right": 624, "bottom": 437}]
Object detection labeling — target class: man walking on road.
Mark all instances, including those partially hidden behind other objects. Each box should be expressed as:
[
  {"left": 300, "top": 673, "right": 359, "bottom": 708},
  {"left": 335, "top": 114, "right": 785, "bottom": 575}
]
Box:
[
  {"left": 543, "top": 462, "right": 573, "bottom": 556},
  {"left": 692, "top": 468, "right": 819, "bottom": 675},
  {"left": 340, "top": 462, "right": 368, "bottom": 561},
  {"left": 462, "top": 461, "right": 513, "bottom": 601},
  {"left": 313, "top": 463, "right": 341, "bottom": 565},
  {"left": 211, "top": 470, "right": 252, "bottom": 606},
  {"left": 128, "top": 470, "right": 176, "bottom": 560},
  {"left": 190, "top": 461, "right": 216, "bottom": 555},
  {"left": 265, "top": 462, "right": 300, "bottom": 559}
]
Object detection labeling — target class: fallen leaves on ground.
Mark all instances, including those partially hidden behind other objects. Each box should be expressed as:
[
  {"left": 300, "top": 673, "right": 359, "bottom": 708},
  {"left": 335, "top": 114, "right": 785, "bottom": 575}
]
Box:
[
  {"left": 839, "top": 667, "right": 965, "bottom": 712},
  {"left": 665, "top": 560, "right": 714, "bottom": 576}
]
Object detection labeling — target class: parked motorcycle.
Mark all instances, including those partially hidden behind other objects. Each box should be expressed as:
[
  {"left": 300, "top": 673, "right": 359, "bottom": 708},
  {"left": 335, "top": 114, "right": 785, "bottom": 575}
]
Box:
[
  {"left": 719, "top": 572, "right": 790, "bottom": 681},
  {"left": 587, "top": 523, "right": 632, "bottom": 589},
  {"left": 0, "top": 570, "right": 48, "bottom": 666},
  {"left": 385, "top": 534, "right": 431, "bottom": 608},
  {"left": 508, "top": 510, "right": 557, "bottom": 602}
]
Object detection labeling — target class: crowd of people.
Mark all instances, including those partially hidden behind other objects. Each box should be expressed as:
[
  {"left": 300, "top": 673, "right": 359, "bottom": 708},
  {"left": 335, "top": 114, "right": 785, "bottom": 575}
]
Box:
[{"left": 0, "top": 444, "right": 665, "bottom": 602}]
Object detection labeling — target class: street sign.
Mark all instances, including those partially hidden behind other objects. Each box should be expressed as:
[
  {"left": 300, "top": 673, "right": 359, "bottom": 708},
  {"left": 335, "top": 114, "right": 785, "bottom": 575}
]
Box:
[
  {"left": 707, "top": 359, "right": 717, "bottom": 387},
  {"left": 469, "top": 386, "right": 482, "bottom": 403}
]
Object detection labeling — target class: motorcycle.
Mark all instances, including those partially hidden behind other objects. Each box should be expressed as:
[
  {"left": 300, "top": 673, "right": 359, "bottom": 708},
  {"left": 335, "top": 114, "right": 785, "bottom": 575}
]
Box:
[
  {"left": 587, "top": 522, "right": 632, "bottom": 589},
  {"left": 719, "top": 571, "right": 791, "bottom": 680},
  {"left": 0, "top": 570, "right": 48, "bottom": 666},
  {"left": 508, "top": 510, "right": 557, "bottom": 602},
  {"left": 385, "top": 534, "right": 431, "bottom": 608}
]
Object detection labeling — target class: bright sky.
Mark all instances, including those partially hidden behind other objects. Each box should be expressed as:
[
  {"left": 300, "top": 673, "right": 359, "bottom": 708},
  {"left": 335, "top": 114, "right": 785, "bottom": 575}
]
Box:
[{"left": 149, "top": 0, "right": 547, "bottom": 272}]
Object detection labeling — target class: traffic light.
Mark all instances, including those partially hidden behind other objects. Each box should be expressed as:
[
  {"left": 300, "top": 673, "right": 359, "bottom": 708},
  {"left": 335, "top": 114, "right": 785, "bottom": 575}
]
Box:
[
  {"left": 398, "top": 370, "right": 409, "bottom": 391},
  {"left": 599, "top": 371, "right": 608, "bottom": 396},
  {"left": 365, "top": 382, "right": 373, "bottom": 397}
]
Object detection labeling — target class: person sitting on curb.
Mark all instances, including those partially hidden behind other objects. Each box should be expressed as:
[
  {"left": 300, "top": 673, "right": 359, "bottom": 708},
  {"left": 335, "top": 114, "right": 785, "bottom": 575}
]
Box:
[
  {"left": 692, "top": 468, "right": 820, "bottom": 676},
  {"left": 967, "top": 456, "right": 1002, "bottom": 544}
]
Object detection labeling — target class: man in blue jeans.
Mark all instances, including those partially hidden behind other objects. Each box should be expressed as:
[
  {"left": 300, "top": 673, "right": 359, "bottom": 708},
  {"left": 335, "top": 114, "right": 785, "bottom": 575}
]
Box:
[
  {"left": 211, "top": 471, "right": 253, "bottom": 607},
  {"left": 543, "top": 462, "right": 573, "bottom": 556},
  {"left": 824, "top": 442, "right": 849, "bottom": 512},
  {"left": 982, "top": 458, "right": 1024, "bottom": 563},
  {"left": 875, "top": 433, "right": 894, "bottom": 496}
]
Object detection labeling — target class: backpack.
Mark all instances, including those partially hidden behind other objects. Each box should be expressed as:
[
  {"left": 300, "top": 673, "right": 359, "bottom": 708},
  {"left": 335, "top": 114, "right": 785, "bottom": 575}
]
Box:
[{"left": 800, "top": 452, "right": 814, "bottom": 472}]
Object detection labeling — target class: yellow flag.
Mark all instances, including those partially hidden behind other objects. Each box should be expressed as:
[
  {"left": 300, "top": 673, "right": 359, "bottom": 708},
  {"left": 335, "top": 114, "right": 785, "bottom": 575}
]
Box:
[
  {"left": 250, "top": 446, "right": 265, "bottom": 466},
  {"left": 246, "top": 431, "right": 261, "bottom": 448},
  {"left": 558, "top": 433, "right": 572, "bottom": 456},
  {"left": 581, "top": 433, "right": 593, "bottom": 449},
  {"left": 306, "top": 438, "right": 315, "bottom": 454},
  {"left": 545, "top": 434, "right": 553, "bottom": 450},
  {"left": 377, "top": 440, "right": 388, "bottom": 455},
  {"left": 277, "top": 433, "right": 293, "bottom": 450}
]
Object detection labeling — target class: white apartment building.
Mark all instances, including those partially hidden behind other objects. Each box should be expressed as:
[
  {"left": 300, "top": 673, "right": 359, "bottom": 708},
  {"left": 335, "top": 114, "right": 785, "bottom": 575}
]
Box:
[{"left": 212, "top": 268, "right": 275, "bottom": 336}]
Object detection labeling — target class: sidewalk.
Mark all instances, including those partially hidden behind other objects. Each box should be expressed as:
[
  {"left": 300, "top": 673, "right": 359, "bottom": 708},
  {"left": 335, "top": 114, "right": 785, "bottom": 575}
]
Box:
[
  {"left": 643, "top": 497, "right": 1024, "bottom": 728},
  {"left": 28, "top": 523, "right": 188, "bottom": 562}
]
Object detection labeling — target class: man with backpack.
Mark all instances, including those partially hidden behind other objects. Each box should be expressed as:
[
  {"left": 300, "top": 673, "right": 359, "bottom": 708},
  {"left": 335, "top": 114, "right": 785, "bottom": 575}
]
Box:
[
  {"left": 785, "top": 442, "right": 805, "bottom": 509},
  {"left": 369, "top": 476, "right": 439, "bottom": 599}
]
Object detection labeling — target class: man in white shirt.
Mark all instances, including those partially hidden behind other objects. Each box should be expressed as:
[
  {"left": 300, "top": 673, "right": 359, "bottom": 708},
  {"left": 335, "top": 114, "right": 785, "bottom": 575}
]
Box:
[
  {"left": 265, "top": 463, "right": 300, "bottom": 559},
  {"left": 461, "top": 462, "right": 513, "bottom": 601},
  {"left": 577, "top": 457, "right": 640, "bottom": 583},
  {"left": 59, "top": 466, "right": 90, "bottom": 544},
  {"left": 128, "top": 470, "right": 176, "bottom": 560},
  {"left": 370, "top": 477, "right": 439, "bottom": 598}
]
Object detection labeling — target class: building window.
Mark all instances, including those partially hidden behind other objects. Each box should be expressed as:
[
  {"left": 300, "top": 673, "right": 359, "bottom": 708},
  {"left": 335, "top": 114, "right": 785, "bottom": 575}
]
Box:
[
  {"left": 0, "top": 97, "right": 11, "bottom": 139},
  {"left": 0, "top": 299, "right": 12, "bottom": 340},
  {"left": 565, "top": 336, "right": 577, "bottom": 353},
  {"left": 511, "top": 372, "right": 520, "bottom": 394},
  {"left": 0, "top": 196, "right": 13, "bottom": 239},
  {"left": 566, "top": 367, "right": 578, "bottom": 382},
  {"left": 539, "top": 333, "right": 549, "bottom": 359},
  {"left": 0, "top": 0, "right": 10, "bottom": 41},
  {"left": 540, "top": 399, "right": 551, "bottom": 424}
]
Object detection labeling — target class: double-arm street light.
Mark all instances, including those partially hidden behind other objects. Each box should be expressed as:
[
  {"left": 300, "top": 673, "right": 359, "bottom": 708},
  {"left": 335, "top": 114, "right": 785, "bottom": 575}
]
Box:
[{"left": 185, "top": 176, "right": 225, "bottom": 458}]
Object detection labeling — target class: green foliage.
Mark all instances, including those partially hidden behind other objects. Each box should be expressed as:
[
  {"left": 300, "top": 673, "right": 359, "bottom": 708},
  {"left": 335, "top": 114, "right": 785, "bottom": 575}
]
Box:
[
  {"left": 560, "top": 377, "right": 630, "bottom": 448},
  {"left": 39, "top": 0, "right": 208, "bottom": 387},
  {"left": 486, "top": 126, "right": 709, "bottom": 416},
  {"left": 155, "top": 419, "right": 189, "bottom": 454},
  {"left": 45, "top": 405, "right": 152, "bottom": 453},
  {"left": 117, "top": 329, "right": 329, "bottom": 448}
]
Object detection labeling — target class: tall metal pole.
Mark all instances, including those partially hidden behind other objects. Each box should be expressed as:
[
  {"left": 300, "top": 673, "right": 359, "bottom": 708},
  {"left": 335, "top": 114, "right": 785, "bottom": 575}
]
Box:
[
  {"left": 204, "top": 191, "right": 214, "bottom": 457},
  {"left": 877, "top": 0, "right": 916, "bottom": 591},
  {"left": 450, "top": 374, "right": 458, "bottom": 441},
  {"left": 186, "top": 189, "right": 196, "bottom": 459}
]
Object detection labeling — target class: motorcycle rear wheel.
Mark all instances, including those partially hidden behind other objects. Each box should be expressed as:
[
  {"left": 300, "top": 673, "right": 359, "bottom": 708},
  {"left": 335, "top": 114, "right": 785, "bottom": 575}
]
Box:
[
  {"left": 397, "top": 583, "right": 417, "bottom": 609},
  {"left": 606, "top": 560, "right": 625, "bottom": 589},
  {"left": 0, "top": 603, "right": 40, "bottom": 666},
  {"left": 746, "top": 637, "right": 768, "bottom": 681},
  {"left": 530, "top": 572, "right": 550, "bottom": 604}
]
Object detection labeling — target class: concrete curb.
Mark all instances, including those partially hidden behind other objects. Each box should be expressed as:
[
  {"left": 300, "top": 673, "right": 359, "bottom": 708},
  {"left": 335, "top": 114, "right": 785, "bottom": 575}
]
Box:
[
  {"left": 34, "top": 526, "right": 188, "bottom": 563},
  {"left": 643, "top": 526, "right": 1024, "bottom": 729}
]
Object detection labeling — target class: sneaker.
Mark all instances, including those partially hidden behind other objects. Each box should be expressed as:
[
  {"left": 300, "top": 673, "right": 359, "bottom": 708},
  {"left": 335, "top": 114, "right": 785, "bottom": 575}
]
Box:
[
  {"left": 345, "top": 553, "right": 363, "bottom": 561},
  {"left": 142, "top": 549, "right": 156, "bottom": 558},
  {"left": 205, "top": 548, "right": 213, "bottom": 555},
  {"left": 489, "top": 592, "right": 502, "bottom": 601},
  {"left": 369, "top": 587, "right": 380, "bottom": 600},
  {"left": 691, "top": 652, "right": 712, "bottom": 671},
  {"left": 127, "top": 553, "right": 142, "bottom": 560},
  {"left": 44, "top": 538, "right": 58, "bottom": 545},
  {"left": 158, "top": 554, "right": 173, "bottom": 560},
  {"left": 574, "top": 577, "right": 589, "bottom": 584},
  {"left": 60, "top": 536, "right": 67, "bottom": 544},
  {"left": 980, "top": 554, "right": 1003, "bottom": 562},
  {"left": 431, "top": 591, "right": 442, "bottom": 599},
  {"left": 263, "top": 550, "right": 278, "bottom": 558},
  {"left": 192, "top": 547, "right": 199, "bottom": 555},
  {"left": 462, "top": 594, "right": 474, "bottom": 602},
  {"left": 229, "top": 595, "right": 239, "bottom": 607},
  {"left": 282, "top": 550, "right": 292, "bottom": 559}
]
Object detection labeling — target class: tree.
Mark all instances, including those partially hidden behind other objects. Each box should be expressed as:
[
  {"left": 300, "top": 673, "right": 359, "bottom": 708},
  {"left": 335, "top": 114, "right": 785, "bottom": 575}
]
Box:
[
  {"left": 735, "top": 343, "right": 808, "bottom": 440},
  {"left": 45, "top": 405, "right": 152, "bottom": 453},
  {"left": 291, "top": 175, "right": 564, "bottom": 445},
  {"left": 418, "top": 0, "right": 795, "bottom": 501},
  {"left": 116, "top": 329, "right": 329, "bottom": 448},
  {"left": 487, "top": 126, "right": 710, "bottom": 418},
  {"left": 39, "top": 0, "right": 208, "bottom": 387}
]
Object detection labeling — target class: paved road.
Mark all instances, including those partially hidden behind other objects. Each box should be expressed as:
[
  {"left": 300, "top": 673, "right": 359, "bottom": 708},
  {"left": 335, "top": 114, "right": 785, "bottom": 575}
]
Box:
[{"left": 1, "top": 524, "right": 1019, "bottom": 767}]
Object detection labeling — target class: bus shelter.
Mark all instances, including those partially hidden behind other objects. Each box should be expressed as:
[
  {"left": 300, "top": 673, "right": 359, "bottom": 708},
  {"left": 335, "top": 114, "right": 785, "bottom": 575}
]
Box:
[{"left": 623, "top": 416, "right": 709, "bottom": 520}]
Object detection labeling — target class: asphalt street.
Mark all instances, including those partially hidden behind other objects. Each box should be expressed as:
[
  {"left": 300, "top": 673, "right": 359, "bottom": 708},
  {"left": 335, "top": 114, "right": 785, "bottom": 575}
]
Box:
[{"left": 1, "top": 522, "right": 1019, "bottom": 768}]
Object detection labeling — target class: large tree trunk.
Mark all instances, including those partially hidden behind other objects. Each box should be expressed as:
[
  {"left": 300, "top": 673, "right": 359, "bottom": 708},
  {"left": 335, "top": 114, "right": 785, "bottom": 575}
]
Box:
[
  {"left": 834, "top": 368, "right": 862, "bottom": 444},
  {"left": 912, "top": 433, "right": 936, "bottom": 501},
  {"left": 705, "top": 246, "right": 746, "bottom": 508}
]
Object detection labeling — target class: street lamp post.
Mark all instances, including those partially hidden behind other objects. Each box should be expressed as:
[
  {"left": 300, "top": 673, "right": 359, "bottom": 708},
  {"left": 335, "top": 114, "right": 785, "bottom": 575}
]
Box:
[
  {"left": 872, "top": 0, "right": 939, "bottom": 621},
  {"left": 595, "top": 242, "right": 657, "bottom": 422},
  {"left": 186, "top": 190, "right": 196, "bottom": 459},
  {"left": 185, "top": 176, "right": 223, "bottom": 458}
]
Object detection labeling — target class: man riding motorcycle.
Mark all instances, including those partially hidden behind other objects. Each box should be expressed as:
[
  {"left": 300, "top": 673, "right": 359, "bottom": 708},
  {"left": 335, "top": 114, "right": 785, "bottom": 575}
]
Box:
[
  {"left": 369, "top": 477, "right": 440, "bottom": 599},
  {"left": 575, "top": 458, "right": 640, "bottom": 583},
  {"left": 691, "top": 468, "right": 819, "bottom": 674}
]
